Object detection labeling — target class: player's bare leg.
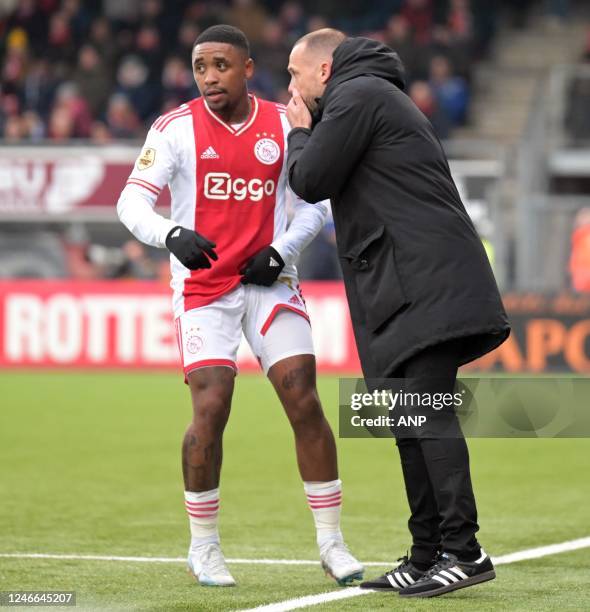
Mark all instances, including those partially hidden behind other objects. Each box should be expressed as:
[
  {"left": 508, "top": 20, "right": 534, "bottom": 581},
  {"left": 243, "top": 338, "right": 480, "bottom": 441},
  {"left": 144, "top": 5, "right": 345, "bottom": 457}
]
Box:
[
  {"left": 183, "top": 366, "right": 234, "bottom": 490},
  {"left": 268, "top": 353, "right": 364, "bottom": 585},
  {"left": 268, "top": 354, "right": 336, "bottom": 481},
  {"left": 183, "top": 366, "right": 236, "bottom": 587}
]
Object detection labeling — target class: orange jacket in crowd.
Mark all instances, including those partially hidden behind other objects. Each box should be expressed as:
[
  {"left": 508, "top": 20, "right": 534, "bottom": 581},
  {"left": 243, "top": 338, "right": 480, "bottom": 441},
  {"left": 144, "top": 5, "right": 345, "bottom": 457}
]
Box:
[{"left": 570, "top": 225, "right": 590, "bottom": 292}]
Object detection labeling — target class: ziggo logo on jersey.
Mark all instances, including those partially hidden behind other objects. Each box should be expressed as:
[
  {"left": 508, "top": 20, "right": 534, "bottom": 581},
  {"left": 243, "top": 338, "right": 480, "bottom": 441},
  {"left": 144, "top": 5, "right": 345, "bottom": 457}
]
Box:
[{"left": 204, "top": 172, "right": 276, "bottom": 202}]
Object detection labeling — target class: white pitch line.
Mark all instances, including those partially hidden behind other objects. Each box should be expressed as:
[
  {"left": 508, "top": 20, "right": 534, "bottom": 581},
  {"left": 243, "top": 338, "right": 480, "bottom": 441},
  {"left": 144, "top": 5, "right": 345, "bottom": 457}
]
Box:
[
  {"left": 241, "top": 587, "right": 373, "bottom": 611},
  {"left": 0, "top": 553, "right": 392, "bottom": 567},
  {"left": 2, "top": 536, "right": 589, "bottom": 612},
  {"left": 240, "top": 535, "right": 590, "bottom": 612},
  {"left": 492, "top": 536, "right": 590, "bottom": 565},
  {"left": 0, "top": 553, "right": 186, "bottom": 564}
]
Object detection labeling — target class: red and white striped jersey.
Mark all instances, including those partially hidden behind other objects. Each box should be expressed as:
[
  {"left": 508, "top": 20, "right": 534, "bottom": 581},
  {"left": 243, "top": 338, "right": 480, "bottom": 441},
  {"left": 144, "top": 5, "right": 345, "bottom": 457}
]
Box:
[{"left": 117, "top": 95, "right": 327, "bottom": 317}]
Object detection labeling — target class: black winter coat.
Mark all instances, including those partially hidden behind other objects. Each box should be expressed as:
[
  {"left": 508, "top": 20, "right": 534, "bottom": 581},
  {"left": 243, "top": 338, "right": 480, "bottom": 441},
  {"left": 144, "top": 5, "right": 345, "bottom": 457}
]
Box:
[{"left": 287, "top": 37, "right": 510, "bottom": 378}]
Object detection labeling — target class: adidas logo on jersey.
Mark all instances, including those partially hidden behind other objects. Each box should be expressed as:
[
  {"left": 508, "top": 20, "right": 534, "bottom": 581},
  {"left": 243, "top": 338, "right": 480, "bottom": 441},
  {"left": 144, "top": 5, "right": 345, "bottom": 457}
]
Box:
[
  {"left": 200, "top": 146, "right": 220, "bottom": 159},
  {"left": 288, "top": 294, "right": 303, "bottom": 306},
  {"left": 269, "top": 257, "right": 280, "bottom": 267}
]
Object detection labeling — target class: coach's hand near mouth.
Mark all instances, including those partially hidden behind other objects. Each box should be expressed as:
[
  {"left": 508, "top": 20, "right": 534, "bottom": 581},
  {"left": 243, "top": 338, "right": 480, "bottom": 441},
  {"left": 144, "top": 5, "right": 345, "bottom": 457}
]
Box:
[
  {"left": 286, "top": 89, "right": 312, "bottom": 130},
  {"left": 240, "top": 245, "right": 285, "bottom": 286},
  {"left": 165, "top": 225, "right": 218, "bottom": 270}
]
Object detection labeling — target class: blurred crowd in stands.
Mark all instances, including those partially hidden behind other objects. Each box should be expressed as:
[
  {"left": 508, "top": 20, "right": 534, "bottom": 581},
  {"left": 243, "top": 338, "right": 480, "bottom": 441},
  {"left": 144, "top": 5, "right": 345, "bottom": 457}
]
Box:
[
  {"left": 565, "top": 26, "right": 590, "bottom": 143},
  {"left": 0, "top": 0, "right": 510, "bottom": 143},
  {"left": 1, "top": 0, "right": 588, "bottom": 289}
]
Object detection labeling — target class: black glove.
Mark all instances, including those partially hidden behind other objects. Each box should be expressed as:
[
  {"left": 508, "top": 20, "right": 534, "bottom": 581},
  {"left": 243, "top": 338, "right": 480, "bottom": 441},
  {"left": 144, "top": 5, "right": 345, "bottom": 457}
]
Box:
[
  {"left": 240, "top": 246, "right": 285, "bottom": 286},
  {"left": 165, "top": 226, "right": 217, "bottom": 270}
]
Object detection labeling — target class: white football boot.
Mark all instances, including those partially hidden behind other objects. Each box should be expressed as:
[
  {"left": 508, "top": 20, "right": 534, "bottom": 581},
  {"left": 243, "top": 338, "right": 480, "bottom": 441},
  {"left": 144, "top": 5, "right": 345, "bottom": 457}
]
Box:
[
  {"left": 320, "top": 537, "right": 364, "bottom": 586},
  {"left": 187, "top": 542, "right": 236, "bottom": 587}
]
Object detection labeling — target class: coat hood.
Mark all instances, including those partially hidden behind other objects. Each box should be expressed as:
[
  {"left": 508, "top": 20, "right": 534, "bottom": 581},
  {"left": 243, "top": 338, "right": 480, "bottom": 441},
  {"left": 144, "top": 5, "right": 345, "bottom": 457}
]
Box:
[
  {"left": 329, "top": 37, "right": 406, "bottom": 92},
  {"left": 311, "top": 37, "right": 406, "bottom": 123}
]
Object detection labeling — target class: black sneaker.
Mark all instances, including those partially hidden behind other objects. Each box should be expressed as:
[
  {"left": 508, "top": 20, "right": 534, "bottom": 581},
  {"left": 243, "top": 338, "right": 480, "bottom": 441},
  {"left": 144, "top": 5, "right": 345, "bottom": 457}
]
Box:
[
  {"left": 398, "top": 549, "right": 495, "bottom": 598},
  {"left": 359, "top": 556, "right": 426, "bottom": 591}
]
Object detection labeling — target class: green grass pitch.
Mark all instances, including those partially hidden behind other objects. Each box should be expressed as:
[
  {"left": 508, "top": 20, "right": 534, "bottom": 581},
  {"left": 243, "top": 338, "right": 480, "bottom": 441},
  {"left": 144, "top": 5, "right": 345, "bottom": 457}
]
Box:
[{"left": 0, "top": 371, "right": 589, "bottom": 610}]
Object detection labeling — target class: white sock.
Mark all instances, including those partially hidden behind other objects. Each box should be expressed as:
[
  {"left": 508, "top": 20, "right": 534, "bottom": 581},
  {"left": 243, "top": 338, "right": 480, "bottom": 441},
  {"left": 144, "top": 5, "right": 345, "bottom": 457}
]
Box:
[
  {"left": 304, "top": 479, "right": 343, "bottom": 548},
  {"left": 184, "top": 488, "right": 220, "bottom": 549}
]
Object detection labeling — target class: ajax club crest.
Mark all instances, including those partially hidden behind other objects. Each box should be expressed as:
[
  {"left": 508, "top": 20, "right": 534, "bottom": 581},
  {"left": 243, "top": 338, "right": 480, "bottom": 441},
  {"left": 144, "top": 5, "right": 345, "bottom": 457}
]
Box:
[
  {"left": 185, "top": 328, "right": 204, "bottom": 354},
  {"left": 254, "top": 138, "right": 280, "bottom": 165}
]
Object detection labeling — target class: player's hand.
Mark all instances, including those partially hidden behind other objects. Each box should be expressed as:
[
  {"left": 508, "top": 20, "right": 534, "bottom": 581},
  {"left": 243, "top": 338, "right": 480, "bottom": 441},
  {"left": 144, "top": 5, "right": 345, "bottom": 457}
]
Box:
[
  {"left": 240, "top": 246, "right": 285, "bottom": 286},
  {"left": 165, "top": 226, "right": 218, "bottom": 270},
  {"left": 286, "top": 90, "right": 312, "bottom": 130}
]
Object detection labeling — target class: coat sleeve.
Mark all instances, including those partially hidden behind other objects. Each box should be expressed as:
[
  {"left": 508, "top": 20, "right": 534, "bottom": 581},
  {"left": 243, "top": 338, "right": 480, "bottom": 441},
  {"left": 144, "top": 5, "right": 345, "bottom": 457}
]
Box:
[{"left": 287, "top": 84, "right": 374, "bottom": 203}]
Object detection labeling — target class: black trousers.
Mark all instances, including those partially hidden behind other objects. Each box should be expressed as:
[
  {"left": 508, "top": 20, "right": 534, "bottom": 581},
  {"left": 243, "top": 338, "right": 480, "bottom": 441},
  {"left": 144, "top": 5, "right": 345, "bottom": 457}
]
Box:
[{"left": 390, "top": 339, "right": 480, "bottom": 565}]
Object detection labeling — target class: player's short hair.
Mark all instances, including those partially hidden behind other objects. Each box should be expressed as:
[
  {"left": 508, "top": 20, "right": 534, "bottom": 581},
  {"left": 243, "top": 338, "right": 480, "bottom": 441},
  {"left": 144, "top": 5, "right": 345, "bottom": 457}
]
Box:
[
  {"left": 294, "top": 28, "right": 346, "bottom": 58},
  {"left": 193, "top": 25, "right": 250, "bottom": 57}
]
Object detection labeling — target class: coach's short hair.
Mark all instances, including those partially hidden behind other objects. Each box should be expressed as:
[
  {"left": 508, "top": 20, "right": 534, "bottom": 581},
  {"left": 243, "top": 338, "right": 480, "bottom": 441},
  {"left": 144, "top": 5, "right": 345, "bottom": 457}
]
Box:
[
  {"left": 294, "top": 28, "right": 346, "bottom": 57},
  {"left": 193, "top": 24, "right": 250, "bottom": 56}
]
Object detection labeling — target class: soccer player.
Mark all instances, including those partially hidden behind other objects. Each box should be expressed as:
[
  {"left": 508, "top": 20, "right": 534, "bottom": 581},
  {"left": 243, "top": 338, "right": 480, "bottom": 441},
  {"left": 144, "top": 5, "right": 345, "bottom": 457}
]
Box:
[{"left": 116, "top": 25, "right": 363, "bottom": 587}]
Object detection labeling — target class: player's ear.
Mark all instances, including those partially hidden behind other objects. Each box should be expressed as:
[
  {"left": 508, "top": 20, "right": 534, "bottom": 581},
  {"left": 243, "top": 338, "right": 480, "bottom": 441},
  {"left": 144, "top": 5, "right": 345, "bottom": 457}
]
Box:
[{"left": 245, "top": 57, "right": 254, "bottom": 79}]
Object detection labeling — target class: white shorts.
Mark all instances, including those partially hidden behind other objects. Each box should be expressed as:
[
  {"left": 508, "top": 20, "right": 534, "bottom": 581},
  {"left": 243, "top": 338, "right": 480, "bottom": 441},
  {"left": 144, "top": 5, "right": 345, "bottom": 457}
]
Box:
[{"left": 175, "top": 280, "right": 314, "bottom": 380}]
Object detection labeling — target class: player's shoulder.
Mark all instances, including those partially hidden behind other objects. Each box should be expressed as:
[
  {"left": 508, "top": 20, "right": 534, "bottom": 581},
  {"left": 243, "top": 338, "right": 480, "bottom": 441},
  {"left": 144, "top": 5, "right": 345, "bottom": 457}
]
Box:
[
  {"left": 256, "top": 96, "right": 287, "bottom": 117},
  {"left": 256, "top": 97, "right": 289, "bottom": 138},
  {"left": 151, "top": 101, "right": 194, "bottom": 134}
]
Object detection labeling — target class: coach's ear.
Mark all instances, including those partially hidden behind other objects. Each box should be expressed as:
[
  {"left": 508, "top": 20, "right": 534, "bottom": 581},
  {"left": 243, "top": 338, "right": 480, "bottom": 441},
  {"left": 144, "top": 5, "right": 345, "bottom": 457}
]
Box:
[{"left": 319, "top": 59, "right": 333, "bottom": 85}]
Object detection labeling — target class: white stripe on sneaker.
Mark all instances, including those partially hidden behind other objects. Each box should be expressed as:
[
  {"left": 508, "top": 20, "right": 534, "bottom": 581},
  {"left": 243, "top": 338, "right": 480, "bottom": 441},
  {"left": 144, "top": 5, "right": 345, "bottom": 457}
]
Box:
[
  {"left": 450, "top": 566, "right": 469, "bottom": 580},
  {"left": 432, "top": 575, "right": 449, "bottom": 586},
  {"left": 403, "top": 572, "right": 415, "bottom": 584},
  {"left": 386, "top": 574, "right": 398, "bottom": 588},
  {"left": 395, "top": 573, "right": 408, "bottom": 587},
  {"left": 440, "top": 570, "right": 459, "bottom": 582},
  {"left": 476, "top": 549, "right": 487, "bottom": 563}
]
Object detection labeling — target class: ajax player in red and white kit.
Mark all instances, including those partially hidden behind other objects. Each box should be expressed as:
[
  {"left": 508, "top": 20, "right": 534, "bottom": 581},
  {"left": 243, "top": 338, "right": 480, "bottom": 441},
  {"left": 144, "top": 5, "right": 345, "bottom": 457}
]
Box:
[{"left": 117, "top": 25, "right": 362, "bottom": 587}]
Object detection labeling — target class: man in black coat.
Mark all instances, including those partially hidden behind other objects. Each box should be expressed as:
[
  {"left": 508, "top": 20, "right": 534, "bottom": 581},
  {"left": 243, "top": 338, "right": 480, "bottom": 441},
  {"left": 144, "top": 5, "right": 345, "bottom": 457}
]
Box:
[{"left": 285, "top": 29, "right": 510, "bottom": 598}]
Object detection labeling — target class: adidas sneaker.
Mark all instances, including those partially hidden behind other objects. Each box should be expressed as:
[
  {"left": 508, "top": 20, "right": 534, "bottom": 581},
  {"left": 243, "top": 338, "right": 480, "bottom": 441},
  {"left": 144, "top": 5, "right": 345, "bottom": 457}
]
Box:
[{"left": 398, "top": 549, "right": 495, "bottom": 598}]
